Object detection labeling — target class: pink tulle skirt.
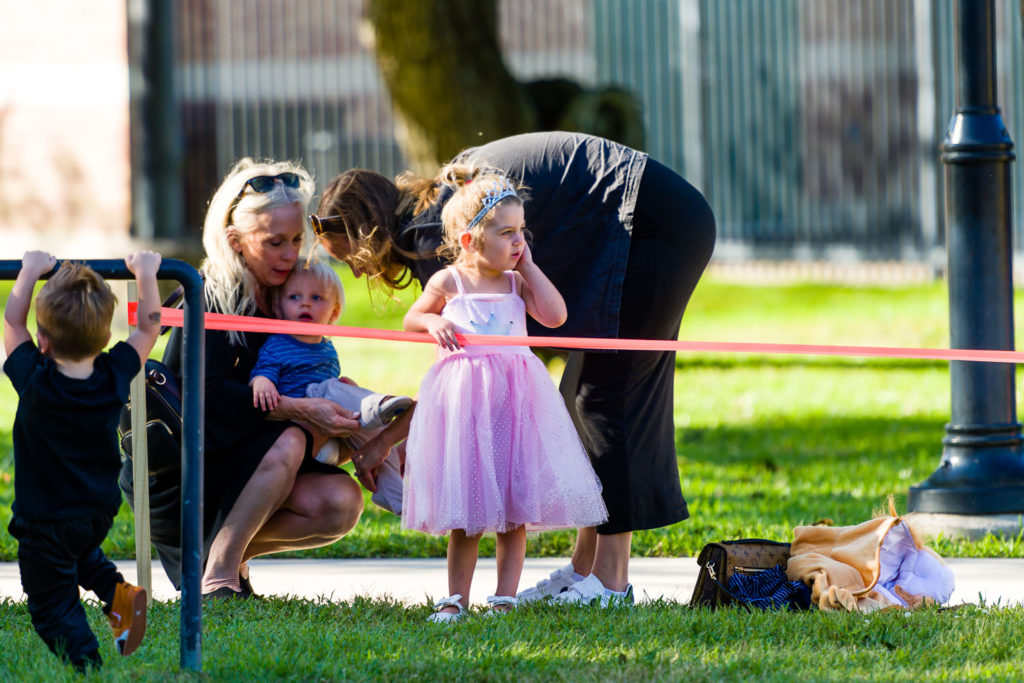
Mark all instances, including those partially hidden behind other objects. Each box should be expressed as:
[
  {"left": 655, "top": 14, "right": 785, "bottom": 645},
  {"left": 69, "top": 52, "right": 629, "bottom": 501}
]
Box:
[{"left": 402, "top": 352, "right": 608, "bottom": 536}]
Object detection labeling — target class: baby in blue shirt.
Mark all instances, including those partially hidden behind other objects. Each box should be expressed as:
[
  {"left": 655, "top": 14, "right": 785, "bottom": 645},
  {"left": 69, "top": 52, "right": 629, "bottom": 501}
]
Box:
[{"left": 249, "top": 259, "right": 411, "bottom": 512}]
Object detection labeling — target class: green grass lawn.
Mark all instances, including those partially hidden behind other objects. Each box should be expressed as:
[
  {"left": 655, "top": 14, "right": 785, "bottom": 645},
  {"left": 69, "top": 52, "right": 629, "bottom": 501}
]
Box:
[
  {"left": 4, "top": 273, "right": 1024, "bottom": 680},
  {"left": 1, "top": 597, "right": 1022, "bottom": 681}
]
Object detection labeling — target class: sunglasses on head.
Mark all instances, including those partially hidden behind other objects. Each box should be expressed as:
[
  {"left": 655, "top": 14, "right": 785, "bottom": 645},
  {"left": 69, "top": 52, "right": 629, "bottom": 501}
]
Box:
[
  {"left": 226, "top": 172, "right": 302, "bottom": 225},
  {"left": 308, "top": 213, "right": 345, "bottom": 237}
]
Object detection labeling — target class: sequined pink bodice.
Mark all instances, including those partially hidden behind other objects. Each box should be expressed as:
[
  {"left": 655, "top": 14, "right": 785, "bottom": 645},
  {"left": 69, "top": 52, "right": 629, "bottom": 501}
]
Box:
[{"left": 438, "top": 267, "right": 531, "bottom": 358}]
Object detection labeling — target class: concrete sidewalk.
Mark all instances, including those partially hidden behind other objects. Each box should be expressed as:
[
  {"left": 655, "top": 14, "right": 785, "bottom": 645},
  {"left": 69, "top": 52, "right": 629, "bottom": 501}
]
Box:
[{"left": 2, "top": 557, "right": 1022, "bottom": 607}]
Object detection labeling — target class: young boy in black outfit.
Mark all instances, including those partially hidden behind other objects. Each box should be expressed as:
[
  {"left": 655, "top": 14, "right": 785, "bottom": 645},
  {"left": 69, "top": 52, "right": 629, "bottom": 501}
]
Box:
[{"left": 3, "top": 250, "right": 162, "bottom": 672}]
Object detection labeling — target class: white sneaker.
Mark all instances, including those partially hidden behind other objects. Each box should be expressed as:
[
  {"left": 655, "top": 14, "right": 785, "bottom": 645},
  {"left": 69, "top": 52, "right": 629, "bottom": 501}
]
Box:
[
  {"left": 550, "top": 574, "right": 634, "bottom": 607},
  {"left": 516, "top": 563, "right": 579, "bottom": 603}
]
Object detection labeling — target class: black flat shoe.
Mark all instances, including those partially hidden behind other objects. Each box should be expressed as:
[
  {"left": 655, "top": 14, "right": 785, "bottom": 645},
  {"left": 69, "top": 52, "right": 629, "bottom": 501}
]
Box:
[
  {"left": 201, "top": 586, "right": 249, "bottom": 601},
  {"left": 238, "top": 572, "right": 259, "bottom": 599}
]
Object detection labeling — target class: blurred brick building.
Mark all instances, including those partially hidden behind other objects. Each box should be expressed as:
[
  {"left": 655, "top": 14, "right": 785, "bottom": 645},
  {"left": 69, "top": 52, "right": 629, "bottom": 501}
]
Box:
[{"left": 0, "top": 3, "right": 134, "bottom": 257}]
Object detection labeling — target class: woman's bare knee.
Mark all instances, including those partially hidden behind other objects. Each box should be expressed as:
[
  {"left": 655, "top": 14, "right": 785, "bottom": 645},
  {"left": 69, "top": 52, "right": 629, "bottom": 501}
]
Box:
[
  {"left": 258, "top": 426, "right": 306, "bottom": 475},
  {"left": 323, "top": 478, "right": 363, "bottom": 537}
]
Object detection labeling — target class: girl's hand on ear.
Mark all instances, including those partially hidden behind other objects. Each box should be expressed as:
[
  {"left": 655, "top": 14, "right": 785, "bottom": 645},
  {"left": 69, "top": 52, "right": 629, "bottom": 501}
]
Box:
[
  {"left": 514, "top": 242, "right": 534, "bottom": 271},
  {"left": 426, "top": 316, "right": 463, "bottom": 351}
]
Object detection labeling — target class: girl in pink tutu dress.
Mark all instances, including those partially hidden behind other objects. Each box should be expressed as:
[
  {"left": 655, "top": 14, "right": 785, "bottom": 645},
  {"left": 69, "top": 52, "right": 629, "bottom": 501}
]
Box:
[{"left": 402, "top": 166, "right": 608, "bottom": 622}]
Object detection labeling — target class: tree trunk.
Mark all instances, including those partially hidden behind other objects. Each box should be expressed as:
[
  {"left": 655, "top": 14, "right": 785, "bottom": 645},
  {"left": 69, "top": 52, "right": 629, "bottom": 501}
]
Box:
[{"left": 366, "top": 0, "right": 537, "bottom": 174}]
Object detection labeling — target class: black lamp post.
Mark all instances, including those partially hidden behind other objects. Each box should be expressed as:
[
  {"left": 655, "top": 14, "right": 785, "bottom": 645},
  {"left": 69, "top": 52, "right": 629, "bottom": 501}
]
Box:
[{"left": 908, "top": 0, "right": 1024, "bottom": 513}]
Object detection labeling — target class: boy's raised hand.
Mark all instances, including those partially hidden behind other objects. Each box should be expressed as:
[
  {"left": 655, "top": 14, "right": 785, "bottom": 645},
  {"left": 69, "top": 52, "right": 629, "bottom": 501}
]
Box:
[
  {"left": 20, "top": 251, "right": 57, "bottom": 279},
  {"left": 125, "top": 250, "right": 163, "bottom": 363},
  {"left": 4, "top": 251, "right": 58, "bottom": 354},
  {"left": 125, "top": 250, "right": 162, "bottom": 281}
]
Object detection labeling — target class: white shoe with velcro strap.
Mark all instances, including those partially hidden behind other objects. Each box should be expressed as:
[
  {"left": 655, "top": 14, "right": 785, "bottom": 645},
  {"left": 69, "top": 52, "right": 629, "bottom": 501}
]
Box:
[
  {"left": 550, "top": 574, "right": 634, "bottom": 608},
  {"left": 515, "top": 563, "right": 579, "bottom": 603}
]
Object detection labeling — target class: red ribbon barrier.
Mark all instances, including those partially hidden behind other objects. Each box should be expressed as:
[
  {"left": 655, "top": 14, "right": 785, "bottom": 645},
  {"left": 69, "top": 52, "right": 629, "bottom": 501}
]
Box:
[{"left": 128, "top": 304, "right": 1024, "bottom": 364}]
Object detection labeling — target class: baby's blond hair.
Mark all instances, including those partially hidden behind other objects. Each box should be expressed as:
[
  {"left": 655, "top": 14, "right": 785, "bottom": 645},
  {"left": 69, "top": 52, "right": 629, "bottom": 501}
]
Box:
[{"left": 274, "top": 259, "right": 345, "bottom": 319}]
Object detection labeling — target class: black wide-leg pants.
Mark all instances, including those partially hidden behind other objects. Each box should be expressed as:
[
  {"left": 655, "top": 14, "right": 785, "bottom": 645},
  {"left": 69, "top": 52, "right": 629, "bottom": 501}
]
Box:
[{"left": 561, "top": 158, "right": 716, "bottom": 534}]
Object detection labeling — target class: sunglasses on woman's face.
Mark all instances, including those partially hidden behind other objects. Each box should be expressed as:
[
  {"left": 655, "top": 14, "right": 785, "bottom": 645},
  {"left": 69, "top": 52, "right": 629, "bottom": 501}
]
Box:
[
  {"left": 244, "top": 172, "right": 300, "bottom": 194},
  {"left": 308, "top": 213, "right": 345, "bottom": 237},
  {"left": 226, "top": 172, "right": 302, "bottom": 226}
]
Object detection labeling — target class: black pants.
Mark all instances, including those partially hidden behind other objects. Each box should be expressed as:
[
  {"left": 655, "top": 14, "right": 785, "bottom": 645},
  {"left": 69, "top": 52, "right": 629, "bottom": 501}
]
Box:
[
  {"left": 8, "top": 513, "right": 122, "bottom": 670},
  {"left": 561, "top": 158, "right": 716, "bottom": 534}
]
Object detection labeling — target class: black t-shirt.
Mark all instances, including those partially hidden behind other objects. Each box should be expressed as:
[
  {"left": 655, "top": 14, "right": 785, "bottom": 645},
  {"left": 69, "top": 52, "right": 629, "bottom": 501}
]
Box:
[
  {"left": 4, "top": 340, "right": 140, "bottom": 521},
  {"left": 395, "top": 131, "right": 648, "bottom": 340}
]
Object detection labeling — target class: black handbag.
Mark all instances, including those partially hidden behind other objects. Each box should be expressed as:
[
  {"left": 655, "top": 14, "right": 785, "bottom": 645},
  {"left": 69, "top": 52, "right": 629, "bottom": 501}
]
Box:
[{"left": 118, "top": 358, "right": 182, "bottom": 477}]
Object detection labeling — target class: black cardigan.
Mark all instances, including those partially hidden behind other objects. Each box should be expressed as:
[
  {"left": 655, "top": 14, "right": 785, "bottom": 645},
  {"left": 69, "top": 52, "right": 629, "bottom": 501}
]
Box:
[{"left": 395, "top": 131, "right": 648, "bottom": 341}]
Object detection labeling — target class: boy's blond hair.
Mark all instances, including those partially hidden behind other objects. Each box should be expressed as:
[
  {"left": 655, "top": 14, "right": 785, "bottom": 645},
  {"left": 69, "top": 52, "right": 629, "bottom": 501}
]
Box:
[
  {"left": 275, "top": 259, "right": 345, "bottom": 318},
  {"left": 35, "top": 261, "right": 117, "bottom": 360}
]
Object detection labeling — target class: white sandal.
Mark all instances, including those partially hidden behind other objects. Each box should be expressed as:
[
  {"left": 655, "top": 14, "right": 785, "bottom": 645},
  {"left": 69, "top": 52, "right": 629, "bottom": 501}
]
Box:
[
  {"left": 485, "top": 594, "right": 518, "bottom": 616},
  {"left": 428, "top": 594, "right": 466, "bottom": 623}
]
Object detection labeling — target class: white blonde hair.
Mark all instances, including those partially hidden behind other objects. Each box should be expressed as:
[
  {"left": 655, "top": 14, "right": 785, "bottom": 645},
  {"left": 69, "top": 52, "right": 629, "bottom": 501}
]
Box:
[{"left": 200, "top": 157, "right": 315, "bottom": 344}]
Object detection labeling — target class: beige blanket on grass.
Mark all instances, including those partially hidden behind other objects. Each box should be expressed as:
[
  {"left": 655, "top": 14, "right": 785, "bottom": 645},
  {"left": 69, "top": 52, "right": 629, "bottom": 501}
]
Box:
[{"left": 786, "top": 514, "right": 954, "bottom": 612}]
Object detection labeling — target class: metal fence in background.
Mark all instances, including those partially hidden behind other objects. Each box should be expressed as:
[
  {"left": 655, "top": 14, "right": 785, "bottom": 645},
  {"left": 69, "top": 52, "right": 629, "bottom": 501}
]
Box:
[
  {"left": 700, "top": 0, "right": 928, "bottom": 262},
  {"left": 170, "top": 0, "right": 1024, "bottom": 269},
  {"left": 175, "top": 0, "right": 404, "bottom": 229}
]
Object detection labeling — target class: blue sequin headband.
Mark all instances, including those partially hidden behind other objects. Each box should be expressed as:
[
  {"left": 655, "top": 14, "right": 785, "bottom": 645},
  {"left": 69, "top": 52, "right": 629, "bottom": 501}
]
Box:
[{"left": 465, "top": 178, "right": 519, "bottom": 232}]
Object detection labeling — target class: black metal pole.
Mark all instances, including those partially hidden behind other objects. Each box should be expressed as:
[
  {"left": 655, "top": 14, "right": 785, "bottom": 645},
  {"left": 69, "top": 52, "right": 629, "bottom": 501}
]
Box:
[
  {"left": 0, "top": 258, "right": 205, "bottom": 670},
  {"left": 168, "top": 261, "right": 205, "bottom": 671},
  {"left": 908, "top": 0, "right": 1024, "bottom": 513}
]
